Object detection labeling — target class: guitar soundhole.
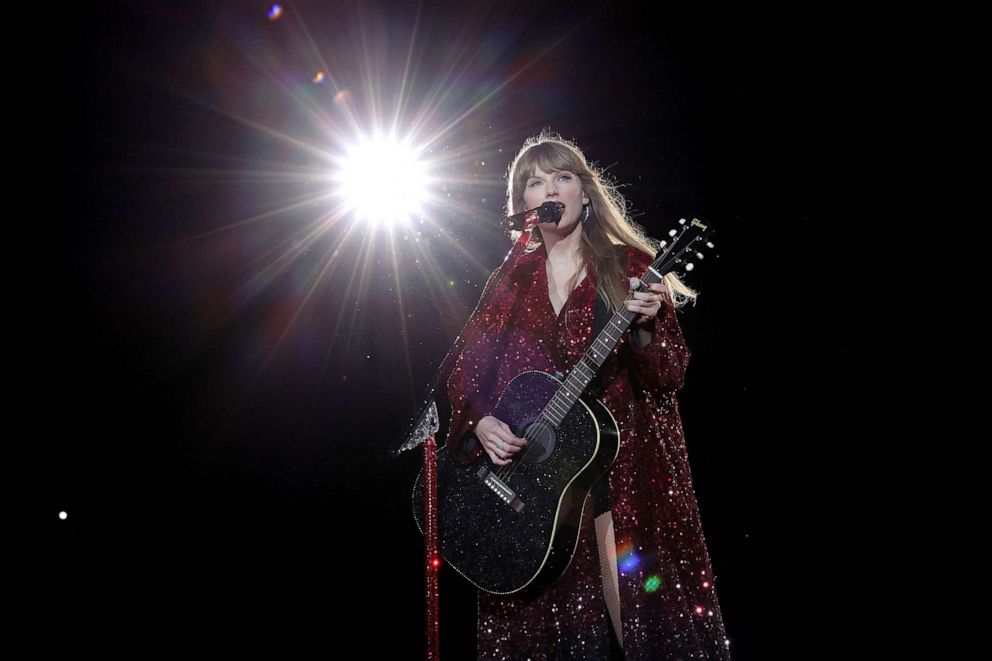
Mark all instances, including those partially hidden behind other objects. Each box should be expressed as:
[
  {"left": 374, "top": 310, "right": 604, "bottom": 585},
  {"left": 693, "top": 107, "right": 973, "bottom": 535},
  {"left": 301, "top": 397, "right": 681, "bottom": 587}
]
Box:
[{"left": 518, "top": 418, "right": 556, "bottom": 464}]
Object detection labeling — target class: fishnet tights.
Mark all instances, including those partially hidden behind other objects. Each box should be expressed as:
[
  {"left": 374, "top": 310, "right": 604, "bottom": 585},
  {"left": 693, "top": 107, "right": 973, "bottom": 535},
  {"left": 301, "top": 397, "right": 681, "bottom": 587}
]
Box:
[{"left": 594, "top": 510, "right": 623, "bottom": 649}]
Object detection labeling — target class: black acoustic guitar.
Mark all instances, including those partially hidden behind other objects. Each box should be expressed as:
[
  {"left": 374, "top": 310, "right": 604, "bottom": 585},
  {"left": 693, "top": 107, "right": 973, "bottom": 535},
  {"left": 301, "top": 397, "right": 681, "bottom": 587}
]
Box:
[{"left": 412, "top": 217, "right": 715, "bottom": 595}]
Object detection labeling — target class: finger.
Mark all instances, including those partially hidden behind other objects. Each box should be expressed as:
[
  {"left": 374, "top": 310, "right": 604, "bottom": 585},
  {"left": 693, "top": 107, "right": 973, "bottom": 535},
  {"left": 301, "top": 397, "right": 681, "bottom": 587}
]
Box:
[
  {"left": 503, "top": 440, "right": 525, "bottom": 454},
  {"left": 498, "top": 435, "right": 527, "bottom": 455},
  {"left": 631, "top": 290, "right": 657, "bottom": 303},
  {"left": 626, "top": 302, "right": 656, "bottom": 323},
  {"left": 488, "top": 443, "right": 512, "bottom": 462},
  {"left": 483, "top": 443, "right": 510, "bottom": 465},
  {"left": 501, "top": 432, "right": 528, "bottom": 447},
  {"left": 489, "top": 450, "right": 511, "bottom": 466},
  {"left": 490, "top": 436, "right": 511, "bottom": 454},
  {"left": 491, "top": 439, "right": 515, "bottom": 457},
  {"left": 498, "top": 424, "right": 528, "bottom": 446},
  {"left": 493, "top": 433, "right": 524, "bottom": 454},
  {"left": 631, "top": 295, "right": 660, "bottom": 310}
]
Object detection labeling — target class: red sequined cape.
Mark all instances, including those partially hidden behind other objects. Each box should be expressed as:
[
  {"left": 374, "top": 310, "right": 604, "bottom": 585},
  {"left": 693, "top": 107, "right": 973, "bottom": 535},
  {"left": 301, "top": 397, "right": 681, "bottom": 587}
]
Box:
[{"left": 446, "top": 243, "right": 731, "bottom": 660}]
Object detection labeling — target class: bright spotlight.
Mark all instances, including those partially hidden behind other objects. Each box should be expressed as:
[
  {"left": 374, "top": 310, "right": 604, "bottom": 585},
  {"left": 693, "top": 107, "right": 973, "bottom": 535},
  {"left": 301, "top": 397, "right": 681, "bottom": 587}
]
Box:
[{"left": 336, "top": 136, "right": 429, "bottom": 227}]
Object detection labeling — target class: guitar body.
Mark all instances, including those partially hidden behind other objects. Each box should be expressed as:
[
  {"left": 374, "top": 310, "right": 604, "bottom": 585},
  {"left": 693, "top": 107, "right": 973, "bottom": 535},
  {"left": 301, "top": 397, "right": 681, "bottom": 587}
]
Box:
[{"left": 412, "top": 370, "right": 619, "bottom": 595}]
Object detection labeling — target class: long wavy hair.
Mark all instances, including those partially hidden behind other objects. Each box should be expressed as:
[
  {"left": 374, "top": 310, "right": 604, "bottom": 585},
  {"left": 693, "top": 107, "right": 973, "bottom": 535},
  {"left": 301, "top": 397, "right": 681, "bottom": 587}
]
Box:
[{"left": 506, "top": 130, "right": 697, "bottom": 312}]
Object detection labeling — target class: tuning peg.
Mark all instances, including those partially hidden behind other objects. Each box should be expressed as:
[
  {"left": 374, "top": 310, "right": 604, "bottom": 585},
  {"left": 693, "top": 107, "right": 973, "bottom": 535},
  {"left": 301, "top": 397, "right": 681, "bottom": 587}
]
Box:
[
  {"left": 706, "top": 241, "right": 714, "bottom": 249},
  {"left": 678, "top": 217, "right": 687, "bottom": 225},
  {"left": 685, "top": 262, "right": 694, "bottom": 271},
  {"left": 695, "top": 251, "right": 705, "bottom": 260}
]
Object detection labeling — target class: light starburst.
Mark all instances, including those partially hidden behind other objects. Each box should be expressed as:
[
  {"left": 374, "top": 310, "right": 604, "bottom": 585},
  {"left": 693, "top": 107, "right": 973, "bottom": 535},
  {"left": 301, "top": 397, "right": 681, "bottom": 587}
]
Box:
[{"left": 334, "top": 135, "right": 430, "bottom": 228}]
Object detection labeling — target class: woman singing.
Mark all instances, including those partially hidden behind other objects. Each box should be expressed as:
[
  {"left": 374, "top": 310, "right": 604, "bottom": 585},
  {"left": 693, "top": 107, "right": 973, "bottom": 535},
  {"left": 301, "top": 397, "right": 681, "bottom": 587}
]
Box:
[{"left": 445, "top": 131, "right": 731, "bottom": 659}]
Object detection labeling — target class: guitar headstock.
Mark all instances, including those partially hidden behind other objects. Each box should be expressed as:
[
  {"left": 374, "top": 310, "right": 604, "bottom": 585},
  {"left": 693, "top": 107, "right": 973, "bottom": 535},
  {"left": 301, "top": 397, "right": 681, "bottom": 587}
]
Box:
[{"left": 648, "top": 216, "right": 717, "bottom": 282}]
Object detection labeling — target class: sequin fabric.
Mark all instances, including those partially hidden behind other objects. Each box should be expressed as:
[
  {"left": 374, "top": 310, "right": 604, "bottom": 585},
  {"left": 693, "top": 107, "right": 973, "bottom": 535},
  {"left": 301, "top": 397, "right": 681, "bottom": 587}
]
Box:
[{"left": 446, "top": 243, "right": 731, "bottom": 660}]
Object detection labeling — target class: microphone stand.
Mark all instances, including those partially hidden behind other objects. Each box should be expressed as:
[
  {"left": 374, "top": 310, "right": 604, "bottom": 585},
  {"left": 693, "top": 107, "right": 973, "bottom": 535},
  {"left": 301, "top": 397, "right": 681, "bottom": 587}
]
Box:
[{"left": 391, "top": 202, "right": 561, "bottom": 660}]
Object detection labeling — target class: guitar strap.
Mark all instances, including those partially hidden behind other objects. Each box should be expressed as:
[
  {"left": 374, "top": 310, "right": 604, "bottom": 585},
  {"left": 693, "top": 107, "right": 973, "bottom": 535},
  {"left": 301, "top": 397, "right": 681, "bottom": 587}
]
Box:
[
  {"left": 589, "top": 285, "right": 614, "bottom": 515},
  {"left": 584, "top": 287, "right": 612, "bottom": 400},
  {"left": 591, "top": 287, "right": 611, "bottom": 343}
]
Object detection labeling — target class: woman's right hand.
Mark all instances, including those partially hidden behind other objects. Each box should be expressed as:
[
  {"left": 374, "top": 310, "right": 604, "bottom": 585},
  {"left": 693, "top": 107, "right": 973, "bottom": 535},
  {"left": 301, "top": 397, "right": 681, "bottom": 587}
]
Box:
[{"left": 477, "top": 416, "right": 528, "bottom": 466}]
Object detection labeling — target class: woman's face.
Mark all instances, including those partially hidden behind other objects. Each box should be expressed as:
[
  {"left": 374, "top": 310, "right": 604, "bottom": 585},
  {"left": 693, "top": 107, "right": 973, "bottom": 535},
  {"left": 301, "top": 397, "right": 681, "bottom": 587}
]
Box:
[{"left": 522, "top": 165, "right": 589, "bottom": 236}]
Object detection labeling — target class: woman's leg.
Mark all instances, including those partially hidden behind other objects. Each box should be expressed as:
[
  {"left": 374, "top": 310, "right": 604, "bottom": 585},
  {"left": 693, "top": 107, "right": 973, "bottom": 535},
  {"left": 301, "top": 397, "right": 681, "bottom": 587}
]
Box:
[{"left": 594, "top": 509, "right": 623, "bottom": 649}]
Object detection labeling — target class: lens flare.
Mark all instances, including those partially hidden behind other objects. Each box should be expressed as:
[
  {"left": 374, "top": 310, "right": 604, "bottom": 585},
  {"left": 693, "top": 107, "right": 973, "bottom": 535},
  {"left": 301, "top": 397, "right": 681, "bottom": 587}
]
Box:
[
  {"left": 335, "top": 136, "right": 429, "bottom": 227},
  {"left": 617, "top": 540, "right": 641, "bottom": 574},
  {"left": 643, "top": 574, "right": 662, "bottom": 593}
]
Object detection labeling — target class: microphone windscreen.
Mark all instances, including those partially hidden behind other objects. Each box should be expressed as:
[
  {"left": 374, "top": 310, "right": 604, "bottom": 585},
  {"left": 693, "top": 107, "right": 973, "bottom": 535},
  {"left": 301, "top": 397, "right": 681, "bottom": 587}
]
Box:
[{"left": 536, "top": 201, "right": 562, "bottom": 224}]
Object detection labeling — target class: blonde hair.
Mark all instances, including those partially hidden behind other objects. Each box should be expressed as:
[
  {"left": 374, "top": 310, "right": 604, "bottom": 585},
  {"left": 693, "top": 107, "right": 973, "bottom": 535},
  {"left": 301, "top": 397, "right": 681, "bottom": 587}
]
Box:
[{"left": 505, "top": 129, "right": 697, "bottom": 312}]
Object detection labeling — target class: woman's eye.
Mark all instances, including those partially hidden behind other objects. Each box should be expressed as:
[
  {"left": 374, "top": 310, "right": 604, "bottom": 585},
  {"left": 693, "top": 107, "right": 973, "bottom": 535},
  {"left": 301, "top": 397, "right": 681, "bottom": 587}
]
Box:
[{"left": 527, "top": 174, "right": 569, "bottom": 186}]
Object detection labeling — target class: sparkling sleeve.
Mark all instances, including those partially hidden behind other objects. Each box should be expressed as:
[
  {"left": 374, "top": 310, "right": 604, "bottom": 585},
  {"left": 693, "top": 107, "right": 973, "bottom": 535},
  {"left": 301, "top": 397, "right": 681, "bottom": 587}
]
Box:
[
  {"left": 445, "top": 329, "right": 501, "bottom": 463},
  {"left": 444, "top": 267, "right": 507, "bottom": 463},
  {"left": 624, "top": 296, "right": 691, "bottom": 396}
]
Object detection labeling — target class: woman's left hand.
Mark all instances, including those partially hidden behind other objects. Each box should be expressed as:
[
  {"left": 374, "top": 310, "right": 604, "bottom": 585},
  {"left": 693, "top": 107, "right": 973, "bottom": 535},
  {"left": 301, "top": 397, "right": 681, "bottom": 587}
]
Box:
[{"left": 627, "top": 277, "right": 667, "bottom": 327}]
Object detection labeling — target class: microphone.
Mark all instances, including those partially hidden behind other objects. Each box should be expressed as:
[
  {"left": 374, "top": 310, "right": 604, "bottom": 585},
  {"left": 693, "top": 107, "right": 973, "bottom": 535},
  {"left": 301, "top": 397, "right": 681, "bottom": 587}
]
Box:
[{"left": 504, "top": 201, "right": 562, "bottom": 231}]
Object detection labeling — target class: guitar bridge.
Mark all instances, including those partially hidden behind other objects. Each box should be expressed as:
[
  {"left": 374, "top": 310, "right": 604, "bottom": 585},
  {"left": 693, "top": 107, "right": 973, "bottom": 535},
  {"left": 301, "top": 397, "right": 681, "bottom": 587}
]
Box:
[{"left": 476, "top": 466, "right": 525, "bottom": 512}]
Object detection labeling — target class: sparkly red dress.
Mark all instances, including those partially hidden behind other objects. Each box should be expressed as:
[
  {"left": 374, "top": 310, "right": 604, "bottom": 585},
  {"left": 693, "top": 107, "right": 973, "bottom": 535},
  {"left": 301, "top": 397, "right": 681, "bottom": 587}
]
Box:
[{"left": 446, "top": 243, "right": 731, "bottom": 660}]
